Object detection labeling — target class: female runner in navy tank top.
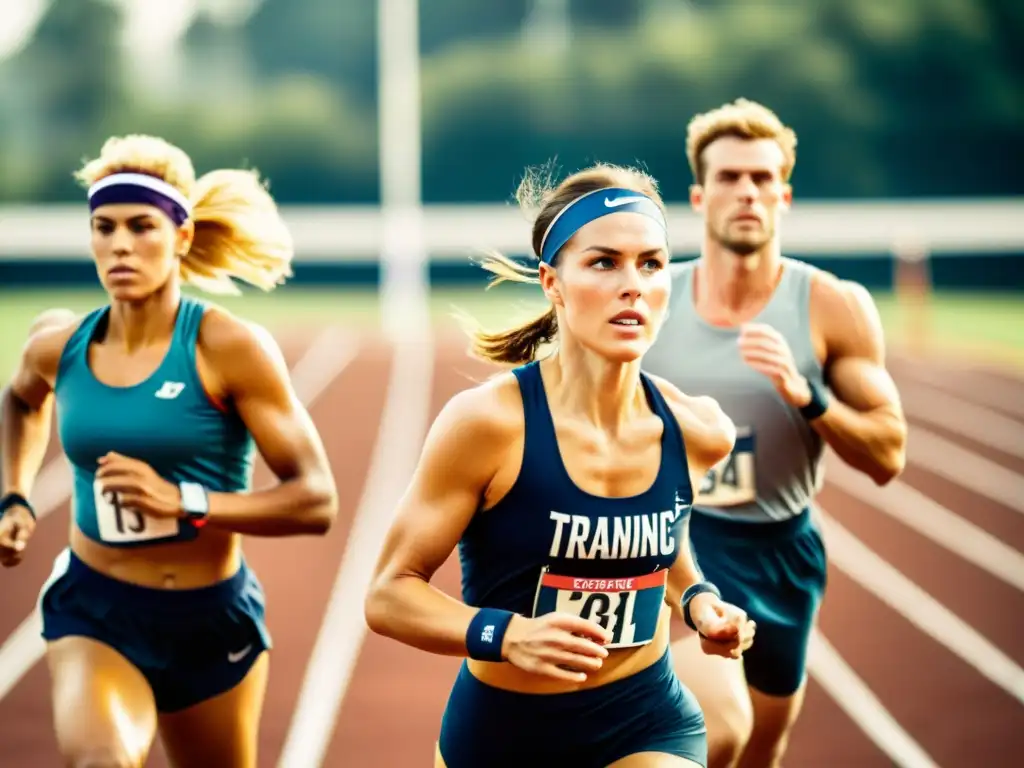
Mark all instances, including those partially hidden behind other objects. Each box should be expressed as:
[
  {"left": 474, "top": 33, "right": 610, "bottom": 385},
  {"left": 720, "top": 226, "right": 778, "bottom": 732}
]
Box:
[
  {"left": 0, "top": 135, "right": 338, "bottom": 767},
  {"left": 365, "top": 163, "right": 757, "bottom": 768}
]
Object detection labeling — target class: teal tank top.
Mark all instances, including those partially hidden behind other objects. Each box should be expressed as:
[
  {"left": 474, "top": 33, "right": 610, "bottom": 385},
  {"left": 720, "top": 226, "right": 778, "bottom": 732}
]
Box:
[
  {"left": 642, "top": 257, "right": 827, "bottom": 523},
  {"left": 54, "top": 296, "right": 255, "bottom": 547}
]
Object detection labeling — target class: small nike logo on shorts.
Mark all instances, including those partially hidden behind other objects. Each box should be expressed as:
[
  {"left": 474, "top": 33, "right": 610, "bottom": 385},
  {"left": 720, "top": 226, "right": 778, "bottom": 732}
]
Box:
[{"left": 228, "top": 644, "right": 253, "bottom": 663}]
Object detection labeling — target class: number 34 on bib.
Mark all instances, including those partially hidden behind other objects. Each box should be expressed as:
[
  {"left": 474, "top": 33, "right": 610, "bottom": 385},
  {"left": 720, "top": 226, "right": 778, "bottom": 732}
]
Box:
[
  {"left": 699, "top": 429, "right": 756, "bottom": 507},
  {"left": 531, "top": 568, "right": 668, "bottom": 649}
]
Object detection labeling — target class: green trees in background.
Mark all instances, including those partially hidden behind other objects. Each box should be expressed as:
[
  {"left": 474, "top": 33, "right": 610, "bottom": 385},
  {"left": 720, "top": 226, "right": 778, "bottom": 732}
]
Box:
[{"left": 0, "top": 0, "right": 1020, "bottom": 204}]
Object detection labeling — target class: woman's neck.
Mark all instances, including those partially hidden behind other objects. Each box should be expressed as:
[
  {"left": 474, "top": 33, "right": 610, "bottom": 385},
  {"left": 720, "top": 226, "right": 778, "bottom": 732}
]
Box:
[
  {"left": 106, "top": 284, "right": 181, "bottom": 352},
  {"left": 543, "top": 337, "right": 646, "bottom": 435}
]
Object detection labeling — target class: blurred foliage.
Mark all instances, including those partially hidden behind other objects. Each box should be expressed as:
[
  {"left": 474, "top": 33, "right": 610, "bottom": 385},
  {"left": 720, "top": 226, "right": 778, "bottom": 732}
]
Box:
[{"left": 0, "top": 0, "right": 1020, "bottom": 204}]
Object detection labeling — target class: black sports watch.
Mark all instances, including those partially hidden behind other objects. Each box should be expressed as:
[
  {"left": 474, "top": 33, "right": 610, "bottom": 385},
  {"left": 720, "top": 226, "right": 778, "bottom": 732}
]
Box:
[
  {"left": 178, "top": 481, "right": 210, "bottom": 525},
  {"left": 0, "top": 492, "right": 36, "bottom": 521},
  {"left": 798, "top": 377, "right": 830, "bottom": 422}
]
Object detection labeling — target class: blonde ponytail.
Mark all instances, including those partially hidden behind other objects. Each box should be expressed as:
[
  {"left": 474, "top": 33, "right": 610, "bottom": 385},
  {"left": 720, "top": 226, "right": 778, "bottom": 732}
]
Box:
[{"left": 184, "top": 169, "right": 293, "bottom": 295}]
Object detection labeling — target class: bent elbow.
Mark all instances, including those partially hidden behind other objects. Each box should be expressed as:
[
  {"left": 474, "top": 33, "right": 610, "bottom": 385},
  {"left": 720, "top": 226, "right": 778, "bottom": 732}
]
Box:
[
  {"left": 364, "top": 596, "right": 384, "bottom": 636},
  {"left": 306, "top": 510, "right": 334, "bottom": 536},
  {"left": 363, "top": 580, "right": 394, "bottom": 637},
  {"left": 872, "top": 449, "right": 906, "bottom": 486},
  {"left": 363, "top": 570, "right": 419, "bottom": 638},
  {"left": 314, "top": 490, "right": 339, "bottom": 534},
  {"left": 302, "top": 473, "right": 339, "bottom": 535}
]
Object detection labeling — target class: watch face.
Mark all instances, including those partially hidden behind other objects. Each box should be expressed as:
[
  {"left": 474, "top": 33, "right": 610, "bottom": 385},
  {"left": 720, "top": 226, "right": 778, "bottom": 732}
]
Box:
[{"left": 180, "top": 482, "right": 209, "bottom": 517}]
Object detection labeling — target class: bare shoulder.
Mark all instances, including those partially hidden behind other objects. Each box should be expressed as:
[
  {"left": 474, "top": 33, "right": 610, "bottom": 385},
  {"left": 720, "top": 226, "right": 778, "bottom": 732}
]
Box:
[
  {"left": 426, "top": 371, "right": 524, "bottom": 456},
  {"left": 20, "top": 308, "right": 82, "bottom": 382},
  {"left": 197, "top": 304, "right": 288, "bottom": 376},
  {"left": 191, "top": 304, "right": 296, "bottom": 409},
  {"left": 809, "top": 269, "right": 885, "bottom": 361},
  {"left": 407, "top": 369, "right": 526, "bottom": 500},
  {"left": 645, "top": 373, "right": 736, "bottom": 470},
  {"left": 810, "top": 268, "right": 882, "bottom": 321},
  {"left": 645, "top": 372, "right": 733, "bottom": 436}
]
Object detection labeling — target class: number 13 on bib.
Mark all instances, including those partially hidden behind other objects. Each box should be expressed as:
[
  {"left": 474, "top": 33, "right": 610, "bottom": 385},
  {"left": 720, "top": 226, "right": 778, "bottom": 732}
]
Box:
[
  {"left": 93, "top": 478, "right": 180, "bottom": 544},
  {"left": 531, "top": 568, "right": 668, "bottom": 649}
]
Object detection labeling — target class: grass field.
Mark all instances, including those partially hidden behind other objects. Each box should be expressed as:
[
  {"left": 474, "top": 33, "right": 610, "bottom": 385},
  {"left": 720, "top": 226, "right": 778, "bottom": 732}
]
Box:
[{"left": 1, "top": 286, "right": 1021, "bottom": 380}]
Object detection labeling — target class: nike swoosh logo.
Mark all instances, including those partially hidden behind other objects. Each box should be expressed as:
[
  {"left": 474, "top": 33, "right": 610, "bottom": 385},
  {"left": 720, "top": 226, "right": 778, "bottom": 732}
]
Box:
[
  {"left": 604, "top": 196, "right": 648, "bottom": 207},
  {"left": 227, "top": 644, "right": 253, "bottom": 663}
]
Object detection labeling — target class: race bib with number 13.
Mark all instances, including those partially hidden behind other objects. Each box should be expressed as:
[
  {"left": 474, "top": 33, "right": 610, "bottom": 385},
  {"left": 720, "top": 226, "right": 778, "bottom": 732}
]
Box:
[{"left": 93, "top": 478, "right": 180, "bottom": 544}]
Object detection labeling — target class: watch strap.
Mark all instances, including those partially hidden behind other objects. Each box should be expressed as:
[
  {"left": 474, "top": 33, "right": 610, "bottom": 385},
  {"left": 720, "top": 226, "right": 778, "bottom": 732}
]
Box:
[
  {"left": 0, "top": 492, "right": 36, "bottom": 521},
  {"left": 178, "top": 481, "right": 209, "bottom": 523},
  {"left": 798, "top": 378, "right": 830, "bottom": 421}
]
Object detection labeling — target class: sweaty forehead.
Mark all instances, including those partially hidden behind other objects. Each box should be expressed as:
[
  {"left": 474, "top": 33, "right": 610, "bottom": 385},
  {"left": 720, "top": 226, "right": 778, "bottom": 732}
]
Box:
[
  {"left": 703, "top": 136, "right": 785, "bottom": 176},
  {"left": 572, "top": 212, "right": 667, "bottom": 253}
]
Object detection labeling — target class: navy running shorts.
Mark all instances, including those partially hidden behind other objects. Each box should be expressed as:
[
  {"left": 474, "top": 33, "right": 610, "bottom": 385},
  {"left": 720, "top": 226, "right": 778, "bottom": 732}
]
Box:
[
  {"left": 39, "top": 547, "right": 272, "bottom": 712},
  {"left": 438, "top": 649, "right": 707, "bottom": 767}
]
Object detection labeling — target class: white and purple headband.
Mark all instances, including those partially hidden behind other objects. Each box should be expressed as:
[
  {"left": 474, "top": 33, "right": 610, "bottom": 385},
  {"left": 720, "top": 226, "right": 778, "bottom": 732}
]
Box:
[{"left": 87, "top": 172, "right": 192, "bottom": 226}]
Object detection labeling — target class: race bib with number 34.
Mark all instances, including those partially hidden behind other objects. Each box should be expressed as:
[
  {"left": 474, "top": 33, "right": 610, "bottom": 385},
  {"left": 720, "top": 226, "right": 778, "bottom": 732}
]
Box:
[
  {"left": 531, "top": 568, "right": 667, "bottom": 649},
  {"left": 698, "top": 429, "right": 756, "bottom": 507},
  {"left": 93, "top": 478, "right": 180, "bottom": 544}
]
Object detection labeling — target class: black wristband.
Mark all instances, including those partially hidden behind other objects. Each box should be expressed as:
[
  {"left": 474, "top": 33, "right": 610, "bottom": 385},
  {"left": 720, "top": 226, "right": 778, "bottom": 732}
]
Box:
[
  {"left": 0, "top": 492, "right": 36, "bottom": 521},
  {"left": 798, "top": 378, "right": 830, "bottom": 421}
]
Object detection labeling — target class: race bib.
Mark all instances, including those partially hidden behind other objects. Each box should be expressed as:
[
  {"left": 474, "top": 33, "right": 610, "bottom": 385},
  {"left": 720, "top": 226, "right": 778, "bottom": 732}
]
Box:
[
  {"left": 531, "top": 568, "right": 667, "bottom": 649},
  {"left": 93, "top": 479, "right": 180, "bottom": 544},
  {"left": 698, "top": 430, "right": 756, "bottom": 507}
]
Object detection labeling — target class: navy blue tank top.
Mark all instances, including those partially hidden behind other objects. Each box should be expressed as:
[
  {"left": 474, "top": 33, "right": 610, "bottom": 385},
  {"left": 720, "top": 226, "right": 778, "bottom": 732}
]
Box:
[
  {"left": 458, "top": 361, "right": 695, "bottom": 649},
  {"left": 55, "top": 296, "right": 255, "bottom": 548}
]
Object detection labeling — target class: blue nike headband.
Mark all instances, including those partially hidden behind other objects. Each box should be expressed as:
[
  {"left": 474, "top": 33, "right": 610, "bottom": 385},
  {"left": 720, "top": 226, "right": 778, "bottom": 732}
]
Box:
[{"left": 538, "top": 187, "right": 668, "bottom": 265}]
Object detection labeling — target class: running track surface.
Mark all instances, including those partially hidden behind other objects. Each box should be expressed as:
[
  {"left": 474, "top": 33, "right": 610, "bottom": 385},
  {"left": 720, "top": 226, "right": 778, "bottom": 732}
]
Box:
[{"left": 1, "top": 326, "right": 1023, "bottom": 767}]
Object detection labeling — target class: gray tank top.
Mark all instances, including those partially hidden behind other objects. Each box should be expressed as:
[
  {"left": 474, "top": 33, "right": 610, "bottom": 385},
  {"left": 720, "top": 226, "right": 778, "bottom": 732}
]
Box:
[{"left": 642, "top": 257, "right": 826, "bottom": 523}]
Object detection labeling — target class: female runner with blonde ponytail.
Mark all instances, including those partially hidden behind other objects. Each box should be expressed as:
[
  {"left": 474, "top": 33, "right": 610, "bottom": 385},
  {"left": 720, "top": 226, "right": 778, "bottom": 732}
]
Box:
[{"left": 0, "top": 134, "right": 338, "bottom": 767}]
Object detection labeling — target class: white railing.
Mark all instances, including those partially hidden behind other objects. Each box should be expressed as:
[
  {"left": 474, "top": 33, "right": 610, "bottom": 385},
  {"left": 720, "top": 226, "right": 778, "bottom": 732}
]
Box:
[{"left": 1, "top": 199, "right": 1023, "bottom": 262}]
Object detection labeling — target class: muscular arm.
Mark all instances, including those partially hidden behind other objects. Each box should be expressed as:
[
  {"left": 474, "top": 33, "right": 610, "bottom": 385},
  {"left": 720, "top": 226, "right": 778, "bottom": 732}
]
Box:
[
  {"left": 651, "top": 382, "right": 737, "bottom": 617},
  {"left": 364, "top": 380, "right": 516, "bottom": 656},
  {"left": 197, "top": 310, "right": 338, "bottom": 536},
  {"left": 664, "top": 516, "right": 706, "bottom": 621},
  {"left": 811, "top": 277, "right": 907, "bottom": 485},
  {"left": 1, "top": 310, "right": 79, "bottom": 501}
]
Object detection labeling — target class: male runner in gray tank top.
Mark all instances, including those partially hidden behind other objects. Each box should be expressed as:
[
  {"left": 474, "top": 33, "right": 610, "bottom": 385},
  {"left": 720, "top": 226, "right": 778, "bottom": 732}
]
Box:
[{"left": 642, "top": 98, "right": 908, "bottom": 768}]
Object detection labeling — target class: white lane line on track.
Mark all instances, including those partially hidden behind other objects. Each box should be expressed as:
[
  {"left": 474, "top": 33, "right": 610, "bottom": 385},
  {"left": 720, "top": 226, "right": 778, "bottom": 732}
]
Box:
[
  {"left": 809, "top": 630, "right": 940, "bottom": 768},
  {"left": 276, "top": 330, "right": 435, "bottom": 768},
  {"left": 819, "top": 509, "right": 1024, "bottom": 706},
  {"left": 0, "top": 326, "right": 358, "bottom": 703},
  {"left": 906, "top": 423, "right": 1024, "bottom": 515},
  {"left": 825, "top": 455, "right": 1024, "bottom": 593},
  {"left": 900, "top": 381, "right": 1024, "bottom": 461},
  {"left": 892, "top": 363, "right": 1024, "bottom": 420}
]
